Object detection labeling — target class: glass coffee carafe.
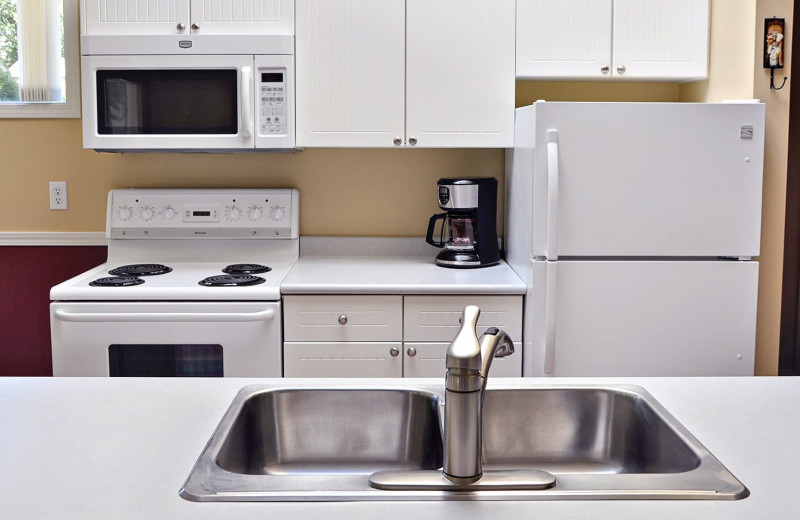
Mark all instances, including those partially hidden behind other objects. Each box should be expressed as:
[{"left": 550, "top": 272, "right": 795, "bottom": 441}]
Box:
[{"left": 426, "top": 211, "right": 482, "bottom": 266}]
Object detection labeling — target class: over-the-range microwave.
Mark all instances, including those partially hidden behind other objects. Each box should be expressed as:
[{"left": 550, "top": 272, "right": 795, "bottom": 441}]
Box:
[{"left": 81, "top": 38, "right": 295, "bottom": 152}]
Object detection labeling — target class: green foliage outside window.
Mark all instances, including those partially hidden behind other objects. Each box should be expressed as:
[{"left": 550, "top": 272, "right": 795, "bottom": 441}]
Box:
[{"left": 0, "top": 0, "right": 18, "bottom": 101}]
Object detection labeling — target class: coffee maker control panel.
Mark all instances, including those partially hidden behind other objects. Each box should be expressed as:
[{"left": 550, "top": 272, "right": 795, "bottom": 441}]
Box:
[
  {"left": 438, "top": 186, "right": 451, "bottom": 205},
  {"left": 437, "top": 183, "right": 479, "bottom": 210}
]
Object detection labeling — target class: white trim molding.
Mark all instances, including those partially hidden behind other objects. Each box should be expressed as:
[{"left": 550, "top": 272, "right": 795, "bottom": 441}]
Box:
[{"left": 0, "top": 232, "right": 107, "bottom": 246}]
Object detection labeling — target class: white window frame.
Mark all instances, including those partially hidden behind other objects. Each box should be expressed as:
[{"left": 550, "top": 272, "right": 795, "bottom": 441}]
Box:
[{"left": 0, "top": 0, "right": 80, "bottom": 118}]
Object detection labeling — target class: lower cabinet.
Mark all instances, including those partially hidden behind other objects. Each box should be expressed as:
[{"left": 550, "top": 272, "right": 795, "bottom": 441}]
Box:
[
  {"left": 283, "top": 294, "right": 522, "bottom": 378},
  {"left": 284, "top": 342, "right": 404, "bottom": 378}
]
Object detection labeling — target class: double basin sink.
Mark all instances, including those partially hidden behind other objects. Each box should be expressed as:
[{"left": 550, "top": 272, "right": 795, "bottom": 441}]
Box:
[{"left": 180, "top": 384, "right": 748, "bottom": 501}]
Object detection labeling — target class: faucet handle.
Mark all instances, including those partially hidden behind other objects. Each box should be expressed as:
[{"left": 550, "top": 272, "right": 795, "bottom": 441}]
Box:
[{"left": 479, "top": 328, "right": 515, "bottom": 381}]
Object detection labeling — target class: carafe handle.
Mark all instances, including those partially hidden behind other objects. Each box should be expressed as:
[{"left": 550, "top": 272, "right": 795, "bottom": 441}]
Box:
[{"left": 426, "top": 213, "right": 448, "bottom": 247}]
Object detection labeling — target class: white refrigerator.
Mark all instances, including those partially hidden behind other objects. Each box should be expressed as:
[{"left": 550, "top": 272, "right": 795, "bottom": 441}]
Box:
[{"left": 505, "top": 101, "right": 764, "bottom": 376}]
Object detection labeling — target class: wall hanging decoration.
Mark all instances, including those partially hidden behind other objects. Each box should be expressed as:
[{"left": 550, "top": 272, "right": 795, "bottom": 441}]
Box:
[{"left": 764, "top": 17, "right": 787, "bottom": 90}]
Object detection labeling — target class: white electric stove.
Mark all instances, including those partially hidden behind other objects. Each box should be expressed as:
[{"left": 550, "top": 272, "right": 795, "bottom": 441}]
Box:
[{"left": 50, "top": 189, "right": 299, "bottom": 377}]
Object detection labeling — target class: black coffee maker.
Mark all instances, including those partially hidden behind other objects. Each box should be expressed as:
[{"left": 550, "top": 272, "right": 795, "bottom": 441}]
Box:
[{"left": 425, "top": 177, "right": 500, "bottom": 268}]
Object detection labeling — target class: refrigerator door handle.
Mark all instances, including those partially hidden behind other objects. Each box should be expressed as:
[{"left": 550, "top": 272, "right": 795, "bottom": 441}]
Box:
[
  {"left": 546, "top": 130, "right": 559, "bottom": 261},
  {"left": 543, "top": 260, "right": 558, "bottom": 375}
]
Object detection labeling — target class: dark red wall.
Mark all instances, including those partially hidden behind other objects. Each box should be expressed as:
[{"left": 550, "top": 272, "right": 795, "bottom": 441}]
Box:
[{"left": 0, "top": 246, "right": 107, "bottom": 376}]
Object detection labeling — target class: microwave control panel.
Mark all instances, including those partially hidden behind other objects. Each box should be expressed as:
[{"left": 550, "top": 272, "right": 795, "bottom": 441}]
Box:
[{"left": 258, "top": 69, "right": 287, "bottom": 136}]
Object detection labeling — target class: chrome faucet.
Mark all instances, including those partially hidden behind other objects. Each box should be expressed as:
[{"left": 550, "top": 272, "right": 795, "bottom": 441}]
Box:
[
  {"left": 443, "top": 305, "right": 514, "bottom": 484},
  {"left": 369, "top": 305, "right": 555, "bottom": 491}
]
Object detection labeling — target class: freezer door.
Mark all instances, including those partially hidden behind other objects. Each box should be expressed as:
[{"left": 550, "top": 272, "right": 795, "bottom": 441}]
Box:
[
  {"left": 525, "top": 259, "right": 758, "bottom": 376},
  {"left": 530, "top": 102, "right": 765, "bottom": 258}
]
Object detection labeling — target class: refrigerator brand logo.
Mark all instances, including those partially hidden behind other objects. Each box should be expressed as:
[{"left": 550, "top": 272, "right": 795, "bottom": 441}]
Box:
[{"left": 740, "top": 125, "right": 754, "bottom": 139}]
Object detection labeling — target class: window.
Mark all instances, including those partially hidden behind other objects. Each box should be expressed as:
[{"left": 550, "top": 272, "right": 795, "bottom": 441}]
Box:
[{"left": 0, "top": 0, "right": 79, "bottom": 118}]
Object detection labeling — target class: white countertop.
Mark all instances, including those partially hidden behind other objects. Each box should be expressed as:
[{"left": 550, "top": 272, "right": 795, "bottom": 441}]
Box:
[
  {"left": 280, "top": 237, "right": 526, "bottom": 295},
  {"left": 1, "top": 376, "right": 799, "bottom": 519},
  {"left": 281, "top": 256, "right": 526, "bottom": 295}
]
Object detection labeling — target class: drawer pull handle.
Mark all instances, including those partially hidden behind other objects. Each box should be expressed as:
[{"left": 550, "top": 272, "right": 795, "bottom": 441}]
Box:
[
  {"left": 406, "top": 347, "right": 417, "bottom": 358},
  {"left": 390, "top": 347, "right": 400, "bottom": 357},
  {"left": 338, "top": 315, "right": 348, "bottom": 325}
]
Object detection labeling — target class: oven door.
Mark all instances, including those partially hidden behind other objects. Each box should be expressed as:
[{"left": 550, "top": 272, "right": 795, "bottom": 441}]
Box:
[
  {"left": 81, "top": 54, "right": 256, "bottom": 151},
  {"left": 50, "top": 302, "right": 281, "bottom": 377}
]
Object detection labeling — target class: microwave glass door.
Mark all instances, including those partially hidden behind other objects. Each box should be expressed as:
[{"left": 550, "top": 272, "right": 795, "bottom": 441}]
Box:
[
  {"left": 96, "top": 69, "right": 238, "bottom": 135},
  {"left": 108, "top": 344, "right": 224, "bottom": 377}
]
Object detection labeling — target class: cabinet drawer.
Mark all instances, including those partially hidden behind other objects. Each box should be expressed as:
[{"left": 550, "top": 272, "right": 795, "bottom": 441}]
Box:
[
  {"left": 404, "top": 342, "right": 522, "bottom": 378},
  {"left": 284, "top": 342, "right": 403, "bottom": 378},
  {"left": 284, "top": 295, "right": 403, "bottom": 342},
  {"left": 403, "top": 295, "right": 522, "bottom": 342}
]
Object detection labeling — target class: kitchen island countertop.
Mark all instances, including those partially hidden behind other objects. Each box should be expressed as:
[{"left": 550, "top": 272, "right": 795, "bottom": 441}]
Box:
[{"left": 1, "top": 376, "right": 798, "bottom": 519}]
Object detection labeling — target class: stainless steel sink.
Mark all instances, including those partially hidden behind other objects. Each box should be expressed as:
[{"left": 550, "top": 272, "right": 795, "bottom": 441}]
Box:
[
  {"left": 215, "top": 388, "right": 442, "bottom": 475},
  {"left": 180, "top": 384, "right": 748, "bottom": 501},
  {"left": 482, "top": 388, "right": 700, "bottom": 474}
]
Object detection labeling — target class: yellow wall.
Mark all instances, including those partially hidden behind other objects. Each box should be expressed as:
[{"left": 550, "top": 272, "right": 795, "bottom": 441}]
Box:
[
  {"left": 0, "top": 0, "right": 789, "bottom": 375},
  {"left": 750, "top": 0, "right": 793, "bottom": 375},
  {"left": 0, "top": 120, "right": 503, "bottom": 236}
]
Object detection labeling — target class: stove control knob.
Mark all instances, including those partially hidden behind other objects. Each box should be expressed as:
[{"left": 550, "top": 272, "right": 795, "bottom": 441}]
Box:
[
  {"left": 117, "top": 206, "right": 132, "bottom": 221},
  {"left": 270, "top": 206, "right": 286, "bottom": 221},
  {"left": 249, "top": 206, "right": 263, "bottom": 221},
  {"left": 140, "top": 206, "right": 155, "bottom": 221},
  {"left": 226, "top": 205, "right": 242, "bottom": 222},
  {"left": 164, "top": 206, "right": 177, "bottom": 220}
]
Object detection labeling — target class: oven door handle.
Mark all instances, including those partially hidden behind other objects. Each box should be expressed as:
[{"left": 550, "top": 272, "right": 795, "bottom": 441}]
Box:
[{"left": 53, "top": 309, "right": 276, "bottom": 323}]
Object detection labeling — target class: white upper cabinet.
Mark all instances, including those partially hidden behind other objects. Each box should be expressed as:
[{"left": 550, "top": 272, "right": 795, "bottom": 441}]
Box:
[
  {"left": 517, "top": 0, "right": 709, "bottom": 81},
  {"left": 83, "top": 0, "right": 294, "bottom": 36},
  {"left": 612, "top": 0, "right": 709, "bottom": 80},
  {"left": 405, "top": 0, "right": 515, "bottom": 147},
  {"left": 517, "top": 0, "right": 614, "bottom": 78},
  {"left": 296, "top": 0, "right": 515, "bottom": 148},
  {"left": 295, "top": 0, "right": 406, "bottom": 147}
]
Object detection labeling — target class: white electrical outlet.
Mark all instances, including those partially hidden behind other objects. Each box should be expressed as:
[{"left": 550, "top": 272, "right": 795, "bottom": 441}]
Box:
[{"left": 49, "top": 181, "right": 68, "bottom": 210}]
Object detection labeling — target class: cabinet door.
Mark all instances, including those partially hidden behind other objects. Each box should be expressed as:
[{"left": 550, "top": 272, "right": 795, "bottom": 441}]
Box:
[
  {"left": 83, "top": 0, "right": 191, "bottom": 35},
  {"left": 516, "top": 0, "right": 613, "bottom": 79},
  {"left": 284, "top": 342, "right": 403, "bottom": 377},
  {"left": 404, "top": 343, "right": 522, "bottom": 378},
  {"left": 189, "top": 0, "right": 294, "bottom": 35},
  {"left": 612, "top": 0, "right": 709, "bottom": 80},
  {"left": 406, "top": 0, "right": 515, "bottom": 147},
  {"left": 403, "top": 295, "right": 522, "bottom": 343},
  {"left": 295, "top": 0, "right": 406, "bottom": 147},
  {"left": 283, "top": 295, "right": 403, "bottom": 342}
]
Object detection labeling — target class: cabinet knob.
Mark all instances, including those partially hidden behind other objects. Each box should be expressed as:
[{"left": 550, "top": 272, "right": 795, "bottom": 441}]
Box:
[
  {"left": 393, "top": 137, "right": 403, "bottom": 146},
  {"left": 600, "top": 65, "right": 610, "bottom": 74},
  {"left": 616, "top": 65, "right": 626, "bottom": 75},
  {"left": 408, "top": 137, "right": 418, "bottom": 146},
  {"left": 338, "top": 315, "right": 348, "bottom": 325},
  {"left": 406, "top": 347, "right": 417, "bottom": 358},
  {"left": 390, "top": 347, "right": 400, "bottom": 357},
  {"left": 177, "top": 23, "right": 186, "bottom": 31},
  {"left": 191, "top": 23, "right": 200, "bottom": 31}
]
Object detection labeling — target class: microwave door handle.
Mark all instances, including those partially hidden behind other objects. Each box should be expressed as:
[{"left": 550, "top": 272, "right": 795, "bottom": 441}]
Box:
[
  {"left": 240, "top": 66, "right": 253, "bottom": 138},
  {"left": 53, "top": 309, "right": 275, "bottom": 323}
]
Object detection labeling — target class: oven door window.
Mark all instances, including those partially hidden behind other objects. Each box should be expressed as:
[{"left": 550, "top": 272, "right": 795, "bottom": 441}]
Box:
[
  {"left": 109, "top": 344, "right": 223, "bottom": 377},
  {"left": 95, "top": 69, "right": 238, "bottom": 135}
]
